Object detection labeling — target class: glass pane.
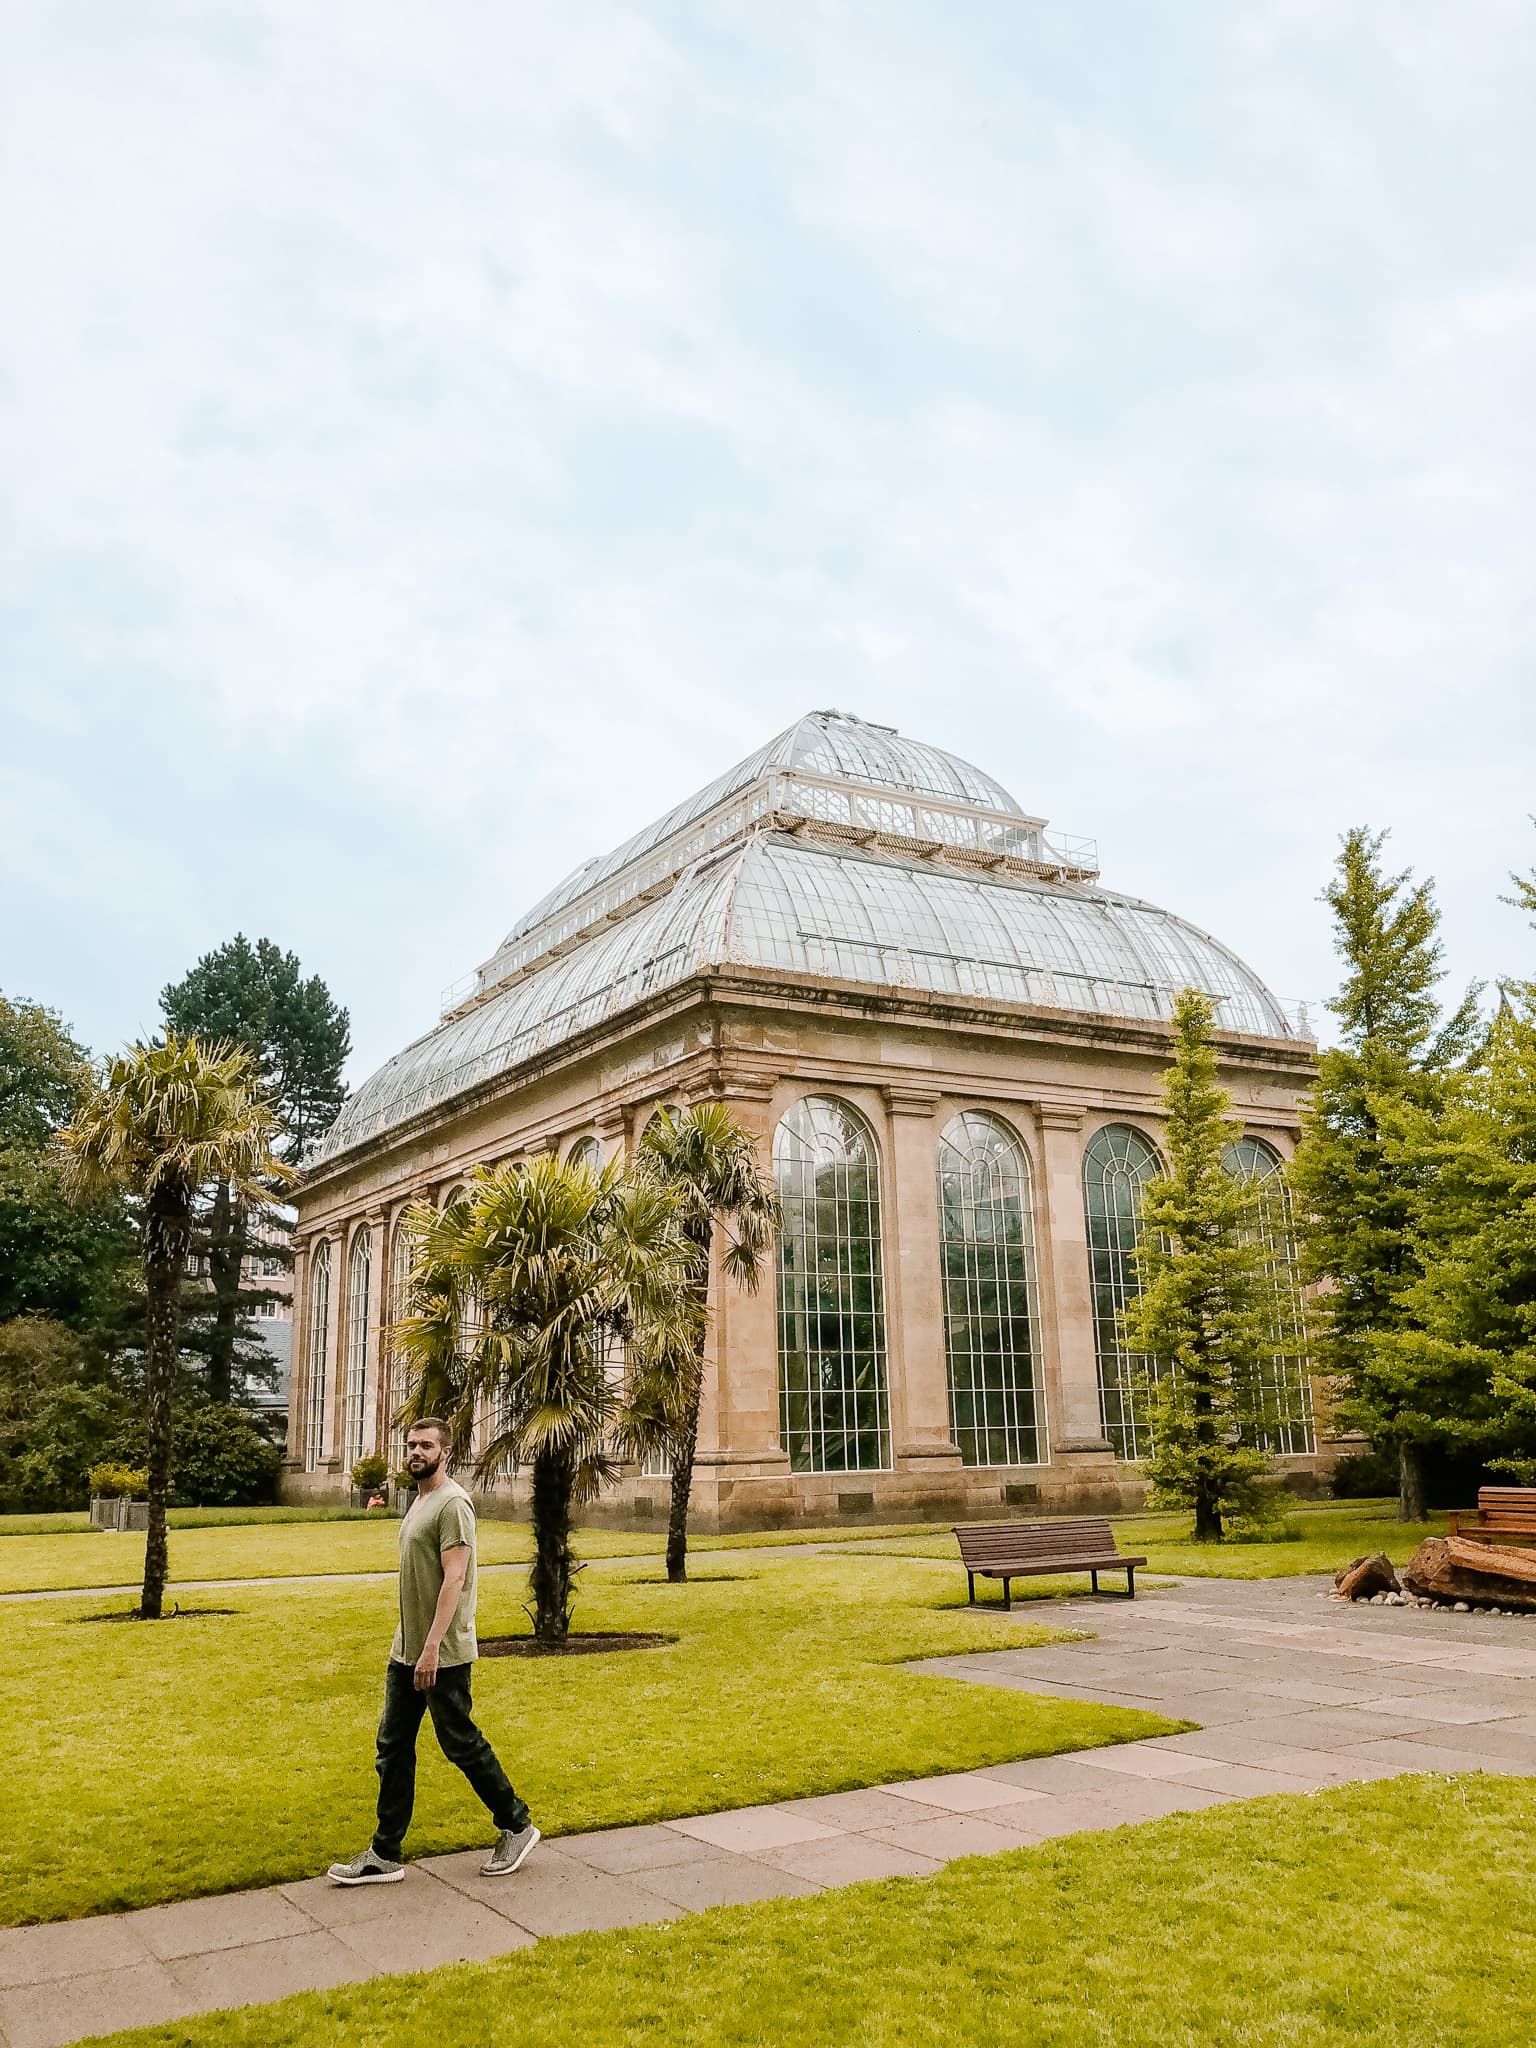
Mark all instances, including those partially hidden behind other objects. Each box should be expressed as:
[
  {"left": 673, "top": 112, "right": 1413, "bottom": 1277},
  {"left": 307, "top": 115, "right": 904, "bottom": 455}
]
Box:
[
  {"left": 1082, "top": 1125, "right": 1162, "bottom": 1460},
  {"left": 1221, "top": 1138, "right": 1316, "bottom": 1455},
  {"left": 774, "top": 1096, "right": 890, "bottom": 1472},
  {"left": 937, "top": 1112, "right": 1042, "bottom": 1467}
]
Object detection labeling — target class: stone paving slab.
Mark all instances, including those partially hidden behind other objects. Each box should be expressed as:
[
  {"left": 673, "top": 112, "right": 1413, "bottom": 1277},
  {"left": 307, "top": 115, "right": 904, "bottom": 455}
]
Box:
[{"left": 10, "top": 1573, "right": 1536, "bottom": 2048}]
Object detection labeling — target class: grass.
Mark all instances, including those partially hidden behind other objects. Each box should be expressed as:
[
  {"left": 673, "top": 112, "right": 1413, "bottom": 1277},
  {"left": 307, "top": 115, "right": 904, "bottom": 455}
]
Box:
[
  {"left": 6, "top": 1553, "right": 1175, "bottom": 1927},
  {"left": 0, "top": 1513, "right": 948, "bottom": 1595},
  {"left": 0, "top": 1504, "right": 390, "bottom": 1538},
  {"left": 90, "top": 1773, "right": 1536, "bottom": 2048},
  {"left": 847, "top": 1501, "right": 1448, "bottom": 1587}
]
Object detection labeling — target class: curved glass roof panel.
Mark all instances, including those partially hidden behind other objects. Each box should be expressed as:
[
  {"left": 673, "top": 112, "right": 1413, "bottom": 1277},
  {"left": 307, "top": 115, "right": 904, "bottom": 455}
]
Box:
[
  {"left": 494, "top": 709, "right": 1025, "bottom": 957},
  {"left": 315, "top": 834, "right": 1295, "bottom": 1166}
]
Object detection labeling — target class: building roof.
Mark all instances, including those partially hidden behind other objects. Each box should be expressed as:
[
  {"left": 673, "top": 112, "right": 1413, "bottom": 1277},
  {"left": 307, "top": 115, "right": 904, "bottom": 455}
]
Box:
[{"left": 311, "top": 712, "right": 1304, "bottom": 1167}]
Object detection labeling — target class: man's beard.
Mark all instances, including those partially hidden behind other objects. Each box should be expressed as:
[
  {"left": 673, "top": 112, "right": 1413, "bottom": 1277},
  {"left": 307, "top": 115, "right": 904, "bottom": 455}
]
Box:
[{"left": 408, "top": 1450, "right": 443, "bottom": 1480}]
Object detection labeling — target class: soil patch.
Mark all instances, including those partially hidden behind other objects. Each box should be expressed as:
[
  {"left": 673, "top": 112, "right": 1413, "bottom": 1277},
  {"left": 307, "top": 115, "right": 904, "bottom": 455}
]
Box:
[
  {"left": 624, "top": 1572, "right": 757, "bottom": 1586},
  {"left": 479, "top": 1630, "right": 675, "bottom": 1658},
  {"left": 73, "top": 1606, "right": 239, "bottom": 1624}
]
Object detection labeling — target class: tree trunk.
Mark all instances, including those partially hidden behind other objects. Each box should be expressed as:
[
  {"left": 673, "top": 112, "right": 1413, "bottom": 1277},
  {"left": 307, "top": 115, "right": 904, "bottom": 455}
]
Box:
[
  {"left": 528, "top": 1444, "right": 576, "bottom": 1647},
  {"left": 141, "top": 1184, "right": 192, "bottom": 1620},
  {"left": 205, "top": 1182, "right": 244, "bottom": 1406},
  {"left": 1191, "top": 1376, "right": 1223, "bottom": 1542},
  {"left": 665, "top": 1391, "right": 701, "bottom": 1584},
  {"left": 1398, "top": 1439, "right": 1425, "bottom": 1523}
]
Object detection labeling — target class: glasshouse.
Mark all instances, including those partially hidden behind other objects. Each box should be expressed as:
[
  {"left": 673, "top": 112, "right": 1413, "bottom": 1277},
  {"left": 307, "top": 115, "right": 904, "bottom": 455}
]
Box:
[{"left": 285, "top": 709, "right": 1323, "bottom": 1522}]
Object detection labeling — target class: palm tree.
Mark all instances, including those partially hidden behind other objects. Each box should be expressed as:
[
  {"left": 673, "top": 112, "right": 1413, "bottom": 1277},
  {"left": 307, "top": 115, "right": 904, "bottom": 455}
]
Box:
[
  {"left": 626, "top": 1104, "right": 780, "bottom": 1583},
  {"left": 59, "top": 1035, "right": 289, "bottom": 1618},
  {"left": 394, "top": 1153, "right": 695, "bottom": 1646}
]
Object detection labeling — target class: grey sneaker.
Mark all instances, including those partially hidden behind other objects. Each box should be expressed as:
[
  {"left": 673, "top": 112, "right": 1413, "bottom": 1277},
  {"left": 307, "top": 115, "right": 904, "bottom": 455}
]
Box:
[
  {"left": 327, "top": 1848, "right": 405, "bottom": 1886},
  {"left": 481, "top": 1823, "right": 540, "bottom": 1876}
]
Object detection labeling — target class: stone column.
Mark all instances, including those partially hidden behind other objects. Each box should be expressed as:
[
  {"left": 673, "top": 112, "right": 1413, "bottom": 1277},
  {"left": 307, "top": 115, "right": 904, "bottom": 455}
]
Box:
[
  {"left": 702, "top": 1075, "right": 790, "bottom": 1476},
  {"left": 1032, "top": 1106, "right": 1114, "bottom": 1459},
  {"left": 883, "top": 1085, "right": 962, "bottom": 1469},
  {"left": 285, "top": 1235, "right": 310, "bottom": 1473}
]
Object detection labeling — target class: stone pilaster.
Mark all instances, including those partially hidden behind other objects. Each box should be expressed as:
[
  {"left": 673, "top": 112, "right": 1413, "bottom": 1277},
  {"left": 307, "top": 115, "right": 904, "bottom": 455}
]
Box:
[
  {"left": 285, "top": 1235, "right": 311, "bottom": 1470},
  {"left": 700, "top": 1074, "right": 789, "bottom": 1475},
  {"left": 883, "top": 1085, "right": 962, "bottom": 1469},
  {"left": 1032, "top": 1105, "right": 1113, "bottom": 1458}
]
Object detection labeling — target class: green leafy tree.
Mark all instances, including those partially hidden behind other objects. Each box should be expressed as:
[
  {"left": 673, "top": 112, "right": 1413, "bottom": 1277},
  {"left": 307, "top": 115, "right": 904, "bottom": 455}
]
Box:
[
  {"left": 623, "top": 1104, "right": 779, "bottom": 1583},
  {"left": 1289, "top": 829, "right": 1481, "bottom": 1520},
  {"left": 396, "top": 1154, "right": 695, "bottom": 1645},
  {"left": 161, "top": 936, "right": 350, "bottom": 1404},
  {"left": 1124, "top": 988, "right": 1274, "bottom": 1542},
  {"left": 59, "top": 1036, "right": 291, "bottom": 1617},
  {"left": 0, "top": 1317, "right": 127, "bottom": 1512},
  {"left": 0, "top": 996, "right": 138, "bottom": 1348}
]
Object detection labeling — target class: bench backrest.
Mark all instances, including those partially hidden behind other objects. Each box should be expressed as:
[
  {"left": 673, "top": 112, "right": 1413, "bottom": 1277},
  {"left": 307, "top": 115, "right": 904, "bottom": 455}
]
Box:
[
  {"left": 1475, "top": 1487, "right": 1536, "bottom": 1526},
  {"left": 953, "top": 1519, "right": 1120, "bottom": 1567}
]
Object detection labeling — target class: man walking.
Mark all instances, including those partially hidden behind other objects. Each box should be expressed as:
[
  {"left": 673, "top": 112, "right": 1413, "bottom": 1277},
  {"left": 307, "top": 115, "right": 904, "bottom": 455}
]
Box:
[{"left": 327, "top": 1418, "right": 539, "bottom": 1885}]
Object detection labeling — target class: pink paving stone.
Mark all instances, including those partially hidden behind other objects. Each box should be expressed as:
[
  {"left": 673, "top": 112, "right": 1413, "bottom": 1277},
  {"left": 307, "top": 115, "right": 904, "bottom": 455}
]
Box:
[
  {"left": 1355, "top": 1694, "right": 1519, "bottom": 1725},
  {"left": 877, "top": 1774, "right": 1049, "bottom": 1813},
  {"left": 665, "top": 1806, "right": 842, "bottom": 1853},
  {"left": 1073, "top": 1745, "right": 1218, "bottom": 1779}
]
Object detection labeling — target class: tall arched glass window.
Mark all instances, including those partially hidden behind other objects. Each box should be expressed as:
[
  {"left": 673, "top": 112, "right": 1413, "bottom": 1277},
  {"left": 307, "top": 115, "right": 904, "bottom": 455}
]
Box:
[
  {"left": 1083, "top": 1124, "right": 1162, "bottom": 1461},
  {"left": 775, "top": 1095, "right": 889, "bottom": 1472},
  {"left": 1222, "top": 1137, "right": 1315, "bottom": 1454},
  {"left": 386, "top": 1217, "right": 414, "bottom": 1469},
  {"left": 343, "top": 1227, "right": 372, "bottom": 1469},
  {"left": 938, "top": 1112, "right": 1044, "bottom": 1466},
  {"left": 567, "top": 1136, "right": 603, "bottom": 1172},
  {"left": 304, "top": 1240, "right": 332, "bottom": 1471}
]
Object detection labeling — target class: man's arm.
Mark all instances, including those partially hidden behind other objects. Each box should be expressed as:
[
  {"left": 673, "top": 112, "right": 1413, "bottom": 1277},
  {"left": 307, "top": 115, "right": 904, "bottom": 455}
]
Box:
[{"left": 413, "top": 1544, "right": 470, "bottom": 1690}]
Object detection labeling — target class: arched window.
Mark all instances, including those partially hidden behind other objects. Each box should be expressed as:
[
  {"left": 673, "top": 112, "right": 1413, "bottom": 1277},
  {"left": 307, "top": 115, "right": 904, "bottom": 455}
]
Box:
[
  {"left": 344, "top": 1227, "right": 372, "bottom": 1469},
  {"left": 775, "top": 1095, "right": 889, "bottom": 1472},
  {"left": 386, "top": 1216, "right": 415, "bottom": 1469},
  {"left": 938, "top": 1112, "right": 1043, "bottom": 1466},
  {"left": 1083, "top": 1124, "right": 1162, "bottom": 1461},
  {"left": 1222, "top": 1137, "right": 1315, "bottom": 1454},
  {"left": 304, "top": 1240, "right": 332, "bottom": 1472},
  {"left": 567, "top": 1136, "right": 603, "bottom": 1172}
]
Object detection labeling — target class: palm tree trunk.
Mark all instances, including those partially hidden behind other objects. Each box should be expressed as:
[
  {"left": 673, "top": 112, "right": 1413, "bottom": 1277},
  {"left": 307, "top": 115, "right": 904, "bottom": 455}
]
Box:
[
  {"left": 1397, "top": 1440, "right": 1425, "bottom": 1523},
  {"left": 141, "top": 1185, "right": 192, "bottom": 1620},
  {"left": 665, "top": 1389, "right": 701, "bottom": 1584},
  {"left": 529, "top": 1444, "right": 576, "bottom": 1647}
]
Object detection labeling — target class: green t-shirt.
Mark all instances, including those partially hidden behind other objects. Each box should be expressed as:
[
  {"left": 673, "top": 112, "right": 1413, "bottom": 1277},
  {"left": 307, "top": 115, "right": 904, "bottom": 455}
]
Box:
[{"left": 390, "top": 1479, "right": 478, "bottom": 1667}]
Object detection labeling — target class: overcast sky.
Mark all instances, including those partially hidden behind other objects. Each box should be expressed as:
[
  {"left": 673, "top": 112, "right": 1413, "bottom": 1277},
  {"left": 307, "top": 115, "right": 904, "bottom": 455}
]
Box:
[{"left": 4, "top": 3, "right": 1532, "bottom": 1087}]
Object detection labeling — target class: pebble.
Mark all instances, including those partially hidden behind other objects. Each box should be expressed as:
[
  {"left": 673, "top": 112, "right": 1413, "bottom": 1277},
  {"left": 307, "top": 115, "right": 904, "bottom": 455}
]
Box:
[{"left": 1453, "top": 1600, "right": 1471, "bottom": 1612}]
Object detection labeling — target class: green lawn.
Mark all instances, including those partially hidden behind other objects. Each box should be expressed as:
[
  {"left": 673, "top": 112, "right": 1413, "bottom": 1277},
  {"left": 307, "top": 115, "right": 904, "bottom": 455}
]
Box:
[
  {"left": 848, "top": 1501, "right": 1447, "bottom": 1586},
  {"left": 8, "top": 1554, "right": 1173, "bottom": 1927},
  {"left": 92, "top": 1773, "right": 1536, "bottom": 2048},
  {"left": 0, "top": 1513, "right": 952, "bottom": 1595}
]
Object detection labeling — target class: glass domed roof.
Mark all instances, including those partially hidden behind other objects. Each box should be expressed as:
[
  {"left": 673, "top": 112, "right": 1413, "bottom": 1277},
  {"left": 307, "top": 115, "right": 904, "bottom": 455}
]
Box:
[{"left": 312, "top": 713, "right": 1304, "bottom": 1168}]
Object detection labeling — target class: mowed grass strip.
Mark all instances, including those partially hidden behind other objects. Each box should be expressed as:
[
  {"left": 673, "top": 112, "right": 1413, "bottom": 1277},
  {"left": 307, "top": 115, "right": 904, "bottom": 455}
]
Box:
[
  {"left": 7, "top": 1554, "right": 1172, "bottom": 1927},
  {"left": 90, "top": 1774, "right": 1536, "bottom": 2048},
  {"left": 848, "top": 1502, "right": 1449, "bottom": 1584},
  {"left": 0, "top": 1514, "right": 947, "bottom": 1595}
]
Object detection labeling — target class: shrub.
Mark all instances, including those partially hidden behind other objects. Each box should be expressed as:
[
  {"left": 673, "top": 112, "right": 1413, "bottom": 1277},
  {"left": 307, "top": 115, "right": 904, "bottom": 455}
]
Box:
[
  {"left": 170, "top": 1405, "right": 281, "bottom": 1507},
  {"left": 1331, "top": 1448, "right": 1400, "bottom": 1499},
  {"left": 351, "top": 1454, "right": 389, "bottom": 1492},
  {"left": 86, "top": 1460, "right": 148, "bottom": 1500}
]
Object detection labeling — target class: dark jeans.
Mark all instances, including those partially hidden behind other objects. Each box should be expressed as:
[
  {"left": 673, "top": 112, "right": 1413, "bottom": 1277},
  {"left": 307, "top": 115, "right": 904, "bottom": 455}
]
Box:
[{"left": 372, "top": 1658, "right": 530, "bottom": 1863}]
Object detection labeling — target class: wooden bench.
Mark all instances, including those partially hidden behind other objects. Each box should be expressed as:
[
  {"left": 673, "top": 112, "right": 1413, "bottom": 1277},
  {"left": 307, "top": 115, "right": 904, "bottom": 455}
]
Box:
[
  {"left": 953, "top": 1519, "right": 1148, "bottom": 1608},
  {"left": 1448, "top": 1487, "right": 1536, "bottom": 1546}
]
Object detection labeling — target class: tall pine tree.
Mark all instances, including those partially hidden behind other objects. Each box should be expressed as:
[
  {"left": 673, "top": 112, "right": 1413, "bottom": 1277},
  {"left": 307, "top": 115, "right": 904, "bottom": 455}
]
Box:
[
  {"left": 1124, "top": 988, "right": 1274, "bottom": 1542},
  {"left": 1387, "top": 840, "right": 1536, "bottom": 1477},
  {"left": 161, "top": 937, "right": 350, "bottom": 1404},
  {"left": 1288, "top": 828, "right": 1480, "bottom": 1520}
]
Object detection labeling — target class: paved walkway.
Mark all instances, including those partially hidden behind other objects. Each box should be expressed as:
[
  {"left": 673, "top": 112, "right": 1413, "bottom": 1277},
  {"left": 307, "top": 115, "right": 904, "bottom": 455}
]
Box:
[{"left": 6, "top": 1577, "right": 1536, "bottom": 2048}]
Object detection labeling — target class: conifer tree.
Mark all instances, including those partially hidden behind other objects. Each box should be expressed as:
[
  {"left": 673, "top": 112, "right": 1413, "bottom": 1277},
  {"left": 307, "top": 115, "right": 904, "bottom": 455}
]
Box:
[
  {"left": 1124, "top": 988, "right": 1273, "bottom": 1542},
  {"left": 1288, "top": 829, "right": 1479, "bottom": 1520},
  {"left": 161, "top": 937, "right": 350, "bottom": 1404},
  {"left": 1388, "top": 842, "right": 1536, "bottom": 1477}
]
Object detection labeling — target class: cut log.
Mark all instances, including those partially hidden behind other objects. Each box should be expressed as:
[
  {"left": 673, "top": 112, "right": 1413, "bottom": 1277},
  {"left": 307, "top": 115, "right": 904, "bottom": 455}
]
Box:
[
  {"left": 1400, "top": 1536, "right": 1536, "bottom": 1613},
  {"left": 1336, "top": 1553, "right": 1400, "bottom": 1601}
]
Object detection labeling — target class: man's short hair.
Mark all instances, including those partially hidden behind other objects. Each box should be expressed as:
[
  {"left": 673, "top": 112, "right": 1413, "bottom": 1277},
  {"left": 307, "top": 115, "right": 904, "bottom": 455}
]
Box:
[{"left": 407, "top": 1417, "right": 453, "bottom": 1448}]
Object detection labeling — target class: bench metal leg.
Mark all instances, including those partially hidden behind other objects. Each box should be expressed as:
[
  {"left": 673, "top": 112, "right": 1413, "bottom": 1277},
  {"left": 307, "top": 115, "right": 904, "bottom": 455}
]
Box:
[
  {"left": 967, "top": 1570, "right": 975, "bottom": 1606},
  {"left": 1002, "top": 1578, "right": 1012, "bottom": 1612},
  {"left": 1126, "top": 1566, "right": 1136, "bottom": 1599},
  {"left": 1090, "top": 1569, "right": 1099, "bottom": 1594}
]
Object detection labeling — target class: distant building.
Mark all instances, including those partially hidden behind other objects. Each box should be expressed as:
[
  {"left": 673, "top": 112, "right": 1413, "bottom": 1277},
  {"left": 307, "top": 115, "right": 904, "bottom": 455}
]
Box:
[{"left": 285, "top": 711, "right": 1321, "bottom": 1522}]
